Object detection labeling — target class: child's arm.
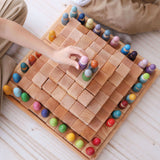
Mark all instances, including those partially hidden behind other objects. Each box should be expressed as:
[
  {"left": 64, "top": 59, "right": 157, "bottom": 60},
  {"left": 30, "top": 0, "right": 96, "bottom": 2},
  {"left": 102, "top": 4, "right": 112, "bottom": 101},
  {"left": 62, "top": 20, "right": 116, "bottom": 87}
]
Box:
[{"left": 0, "top": 18, "right": 84, "bottom": 69}]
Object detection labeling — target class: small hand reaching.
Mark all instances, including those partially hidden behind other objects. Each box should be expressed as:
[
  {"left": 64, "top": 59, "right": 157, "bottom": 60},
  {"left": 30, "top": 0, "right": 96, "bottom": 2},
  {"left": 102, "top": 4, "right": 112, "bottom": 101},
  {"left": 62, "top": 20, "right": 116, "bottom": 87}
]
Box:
[{"left": 51, "top": 46, "right": 86, "bottom": 70}]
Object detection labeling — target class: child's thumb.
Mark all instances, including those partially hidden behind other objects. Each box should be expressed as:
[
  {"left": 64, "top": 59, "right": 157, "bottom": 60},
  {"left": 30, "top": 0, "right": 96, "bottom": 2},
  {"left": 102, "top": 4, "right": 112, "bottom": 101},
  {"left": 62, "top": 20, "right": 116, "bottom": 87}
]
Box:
[{"left": 68, "top": 59, "right": 79, "bottom": 70}]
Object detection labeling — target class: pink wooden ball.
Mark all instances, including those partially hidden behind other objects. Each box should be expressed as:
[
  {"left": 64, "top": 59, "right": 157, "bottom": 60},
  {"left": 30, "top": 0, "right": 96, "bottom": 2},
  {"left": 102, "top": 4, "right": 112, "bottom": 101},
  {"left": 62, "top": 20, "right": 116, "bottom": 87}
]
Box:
[
  {"left": 33, "top": 101, "right": 41, "bottom": 111},
  {"left": 79, "top": 56, "right": 89, "bottom": 65}
]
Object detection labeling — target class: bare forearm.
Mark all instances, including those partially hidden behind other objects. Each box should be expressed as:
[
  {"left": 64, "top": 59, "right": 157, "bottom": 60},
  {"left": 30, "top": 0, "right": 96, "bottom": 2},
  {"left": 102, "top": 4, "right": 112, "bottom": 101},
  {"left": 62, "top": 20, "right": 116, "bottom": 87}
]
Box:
[{"left": 0, "top": 18, "right": 54, "bottom": 58}]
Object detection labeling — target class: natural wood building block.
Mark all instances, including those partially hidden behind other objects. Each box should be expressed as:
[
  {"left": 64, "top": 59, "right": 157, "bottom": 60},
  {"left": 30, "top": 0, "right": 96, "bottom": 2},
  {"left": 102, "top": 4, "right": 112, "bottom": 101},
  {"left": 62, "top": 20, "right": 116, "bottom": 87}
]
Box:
[
  {"left": 78, "top": 90, "right": 94, "bottom": 107},
  {"left": 102, "top": 99, "right": 116, "bottom": 114},
  {"left": 54, "top": 23, "right": 64, "bottom": 35},
  {"left": 85, "top": 47, "right": 97, "bottom": 60},
  {"left": 49, "top": 67, "right": 65, "bottom": 83},
  {"left": 96, "top": 108, "right": 110, "bottom": 123},
  {"left": 60, "top": 25, "right": 74, "bottom": 38},
  {"left": 68, "top": 82, "right": 83, "bottom": 99},
  {"left": 18, "top": 76, "right": 32, "bottom": 91},
  {"left": 44, "top": 97, "right": 59, "bottom": 113},
  {"left": 62, "top": 111, "right": 77, "bottom": 126},
  {"left": 98, "top": 49, "right": 111, "bottom": 62},
  {"left": 94, "top": 54, "right": 106, "bottom": 68},
  {"left": 116, "top": 63, "right": 130, "bottom": 78},
  {"left": 53, "top": 105, "right": 67, "bottom": 119},
  {"left": 47, "top": 59, "right": 58, "bottom": 68},
  {"left": 87, "top": 99, "right": 102, "bottom": 114},
  {"left": 25, "top": 68, "right": 37, "bottom": 81},
  {"left": 61, "top": 37, "right": 76, "bottom": 48},
  {"left": 122, "top": 56, "right": 134, "bottom": 68},
  {"left": 103, "top": 44, "right": 116, "bottom": 54},
  {"left": 27, "top": 84, "right": 41, "bottom": 99},
  {"left": 89, "top": 42, "right": 102, "bottom": 54},
  {"left": 89, "top": 117, "right": 103, "bottom": 132},
  {"left": 95, "top": 90, "right": 109, "bottom": 105},
  {"left": 109, "top": 71, "right": 124, "bottom": 87},
  {"left": 109, "top": 54, "right": 123, "bottom": 67},
  {"left": 51, "top": 86, "right": 66, "bottom": 102},
  {"left": 110, "top": 90, "right": 123, "bottom": 104},
  {"left": 40, "top": 63, "right": 53, "bottom": 77},
  {"left": 58, "top": 74, "right": 74, "bottom": 90},
  {"left": 79, "top": 109, "right": 95, "bottom": 124},
  {"left": 39, "top": 55, "right": 49, "bottom": 63},
  {"left": 71, "top": 119, "right": 86, "bottom": 135},
  {"left": 101, "top": 61, "right": 116, "bottom": 76},
  {"left": 21, "top": 97, "right": 34, "bottom": 109},
  {"left": 80, "top": 126, "right": 96, "bottom": 141},
  {"left": 32, "top": 72, "right": 48, "bottom": 88},
  {"left": 58, "top": 64, "right": 69, "bottom": 73},
  {"left": 69, "top": 101, "right": 85, "bottom": 117},
  {"left": 67, "top": 18, "right": 80, "bottom": 28},
  {"left": 94, "top": 71, "right": 108, "bottom": 86},
  {"left": 52, "top": 34, "right": 65, "bottom": 46},
  {"left": 124, "top": 73, "right": 138, "bottom": 87},
  {"left": 66, "top": 66, "right": 81, "bottom": 80},
  {"left": 87, "top": 30, "right": 98, "bottom": 41},
  {"left": 116, "top": 81, "right": 130, "bottom": 96},
  {"left": 61, "top": 94, "right": 75, "bottom": 110},
  {"left": 42, "top": 78, "right": 57, "bottom": 94},
  {"left": 36, "top": 90, "right": 50, "bottom": 105},
  {"left": 114, "top": 51, "right": 125, "bottom": 61},
  {"left": 95, "top": 37, "right": 106, "bottom": 48},
  {"left": 129, "top": 63, "right": 143, "bottom": 78},
  {"left": 31, "top": 58, "right": 45, "bottom": 72},
  {"left": 76, "top": 35, "right": 92, "bottom": 50},
  {"left": 68, "top": 28, "right": 83, "bottom": 42},
  {"left": 86, "top": 79, "right": 101, "bottom": 96},
  {"left": 76, "top": 24, "right": 89, "bottom": 34},
  {"left": 101, "top": 81, "right": 116, "bottom": 96}
]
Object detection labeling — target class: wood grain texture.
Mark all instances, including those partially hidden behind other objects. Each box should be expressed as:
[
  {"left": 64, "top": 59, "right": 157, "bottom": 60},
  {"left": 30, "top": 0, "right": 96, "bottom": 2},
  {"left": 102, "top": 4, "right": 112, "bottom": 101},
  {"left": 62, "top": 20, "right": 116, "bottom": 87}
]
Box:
[{"left": 1, "top": 0, "right": 160, "bottom": 160}]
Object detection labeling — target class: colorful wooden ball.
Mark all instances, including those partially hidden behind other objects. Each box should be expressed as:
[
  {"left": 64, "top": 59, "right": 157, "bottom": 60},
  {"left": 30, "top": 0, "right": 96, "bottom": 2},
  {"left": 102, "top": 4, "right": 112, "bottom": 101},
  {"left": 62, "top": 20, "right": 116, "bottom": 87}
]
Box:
[
  {"left": 3, "top": 85, "right": 12, "bottom": 95},
  {"left": 106, "top": 118, "right": 115, "bottom": 127},
  {"left": 82, "top": 69, "right": 92, "bottom": 81},
  {"left": 126, "top": 94, "right": 136, "bottom": 104},
  {"left": 49, "top": 118, "right": 58, "bottom": 127},
  {"left": 132, "top": 82, "right": 142, "bottom": 92},
  {"left": 128, "top": 51, "right": 137, "bottom": 61},
  {"left": 48, "top": 30, "right": 56, "bottom": 41},
  {"left": 59, "top": 124, "right": 67, "bottom": 133},
  {"left": 75, "top": 139, "right": 84, "bottom": 149},
  {"left": 21, "top": 92, "right": 30, "bottom": 102},
  {"left": 138, "top": 59, "right": 148, "bottom": 69},
  {"left": 91, "top": 60, "right": 98, "bottom": 69},
  {"left": 112, "top": 110, "right": 122, "bottom": 119},
  {"left": 78, "top": 13, "right": 85, "bottom": 25},
  {"left": 21, "top": 62, "right": 29, "bottom": 73},
  {"left": 28, "top": 55, "right": 36, "bottom": 66},
  {"left": 70, "top": 6, "right": 78, "bottom": 18},
  {"left": 85, "top": 18, "right": 94, "bottom": 30},
  {"left": 92, "top": 137, "right": 101, "bottom": 146},
  {"left": 119, "top": 100, "right": 128, "bottom": 109},
  {"left": 33, "top": 101, "right": 41, "bottom": 111},
  {"left": 66, "top": 133, "right": 76, "bottom": 142},
  {"left": 13, "top": 87, "right": 22, "bottom": 97},
  {"left": 86, "top": 147, "right": 95, "bottom": 156},
  {"left": 13, "top": 73, "right": 21, "bottom": 83},
  {"left": 120, "top": 44, "right": 131, "bottom": 55},
  {"left": 145, "top": 64, "right": 156, "bottom": 74},
  {"left": 41, "top": 108, "right": 49, "bottom": 117},
  {"left": 139, "top": 73, "right": 150, "bottom": 83},
  {"left": 35, "top": 52, "right": 42, "bottom": 58}
]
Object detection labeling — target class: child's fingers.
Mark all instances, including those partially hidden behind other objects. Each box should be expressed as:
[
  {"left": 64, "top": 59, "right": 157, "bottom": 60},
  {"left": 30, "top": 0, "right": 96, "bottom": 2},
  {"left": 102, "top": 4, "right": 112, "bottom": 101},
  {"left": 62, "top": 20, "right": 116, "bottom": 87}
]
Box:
[
  {"left": 67, "top": 58, "right": 80, "bottom": 70},
  {"left": 69, "top": 46, "right": 86, "bottom": 57}
]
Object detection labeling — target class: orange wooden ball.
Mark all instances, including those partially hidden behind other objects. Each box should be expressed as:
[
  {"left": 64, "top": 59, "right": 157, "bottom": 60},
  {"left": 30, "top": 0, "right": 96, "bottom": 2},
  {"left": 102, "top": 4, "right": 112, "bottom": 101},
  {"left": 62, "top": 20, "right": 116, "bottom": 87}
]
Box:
[
  {"left": 28, "top": 55, "right": 36, "bottom": 65},
  {"left": 35, "top": 52, "right": 42, "bottom": 58},
  {"left": 91, "top": 60, "right": 98, "bottom": 68}
]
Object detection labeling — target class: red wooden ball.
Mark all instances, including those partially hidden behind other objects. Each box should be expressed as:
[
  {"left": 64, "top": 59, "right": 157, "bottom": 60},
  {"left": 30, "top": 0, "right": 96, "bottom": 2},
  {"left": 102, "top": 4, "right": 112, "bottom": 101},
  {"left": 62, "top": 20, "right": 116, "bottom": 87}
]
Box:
[
  {"left": 119, "top": 100, "right": 128, "bottom": 109},
  {"left": 92, "top": 137, "right": 101, "bottom": 146},
  {"left": 106, "top": 118, "right": 115, "bottom": 127},
  {"left": 28, "top": 55, "right": 36, "bottom": 65},
  {"left": 91, "top": 60, "right": 98, "bottom": 68},
  {"left": 86, "top": 147, "right": 95, "bottom": 156},
  {"left": 35, "top": 52, "right": 42, "bottom": 58}
]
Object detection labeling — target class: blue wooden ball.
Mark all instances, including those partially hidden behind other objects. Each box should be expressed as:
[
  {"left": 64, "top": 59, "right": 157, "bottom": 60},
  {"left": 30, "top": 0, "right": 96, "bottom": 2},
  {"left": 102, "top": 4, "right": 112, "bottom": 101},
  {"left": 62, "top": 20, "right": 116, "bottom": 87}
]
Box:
[
  {"left": 41, "top": 108, "right": 49, "bottom": 117},
  {"left": 132, "top": 82, "right": 142, "bottom": 92},
  {"left": 112, "top": 110, "right": 121, "bottom": 119},
  {"left": 13, "top": 87, "right": 22, "bottom": 97},
  {"left": 13, "top": 73, "right": 21, "bottom": 83},
  {"left": 84, "top": 69, "right": 92, "bottom": 77},
  {"left": 21, "top": 62, "right": 29, "bottom": 73}
]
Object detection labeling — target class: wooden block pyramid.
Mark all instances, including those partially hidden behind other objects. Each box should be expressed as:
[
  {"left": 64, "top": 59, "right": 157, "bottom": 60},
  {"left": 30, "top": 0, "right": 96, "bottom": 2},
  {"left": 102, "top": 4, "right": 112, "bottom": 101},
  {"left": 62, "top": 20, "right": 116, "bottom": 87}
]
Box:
[{"left": 6, "top": 5, "right": 160, "bottom": 160}]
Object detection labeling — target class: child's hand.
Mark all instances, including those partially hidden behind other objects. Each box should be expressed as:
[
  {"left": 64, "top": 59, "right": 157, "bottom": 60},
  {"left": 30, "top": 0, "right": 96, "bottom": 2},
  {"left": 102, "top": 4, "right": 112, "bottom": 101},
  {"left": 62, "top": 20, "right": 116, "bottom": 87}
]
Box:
[{"left": 51, "top": 46, "right": 85, "bottom": 70}]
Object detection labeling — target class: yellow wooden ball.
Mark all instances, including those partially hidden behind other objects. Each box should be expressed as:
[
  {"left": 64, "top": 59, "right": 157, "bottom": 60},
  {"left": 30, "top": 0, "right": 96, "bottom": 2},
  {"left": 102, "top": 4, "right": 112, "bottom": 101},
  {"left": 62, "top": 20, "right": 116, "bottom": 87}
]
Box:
[
  {"left": 66, "top": 133, "right": 75, "bottom": 142},
  {"left": 129, "top": 94, "right": 136, "bottom": 100},
  {"left": 3, "top": 85, "right": 12, "bottom": 95}
]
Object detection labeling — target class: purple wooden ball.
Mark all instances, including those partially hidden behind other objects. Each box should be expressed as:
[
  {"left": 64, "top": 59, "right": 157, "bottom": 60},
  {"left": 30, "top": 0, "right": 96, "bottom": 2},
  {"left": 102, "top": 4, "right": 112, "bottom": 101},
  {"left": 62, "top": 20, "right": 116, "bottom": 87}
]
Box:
[
  {"left": 145, "top": 64, "right": 156, "bottom": 74},
  {"left": 95, "top": 24, "right": 101, "bottom": 30}
]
